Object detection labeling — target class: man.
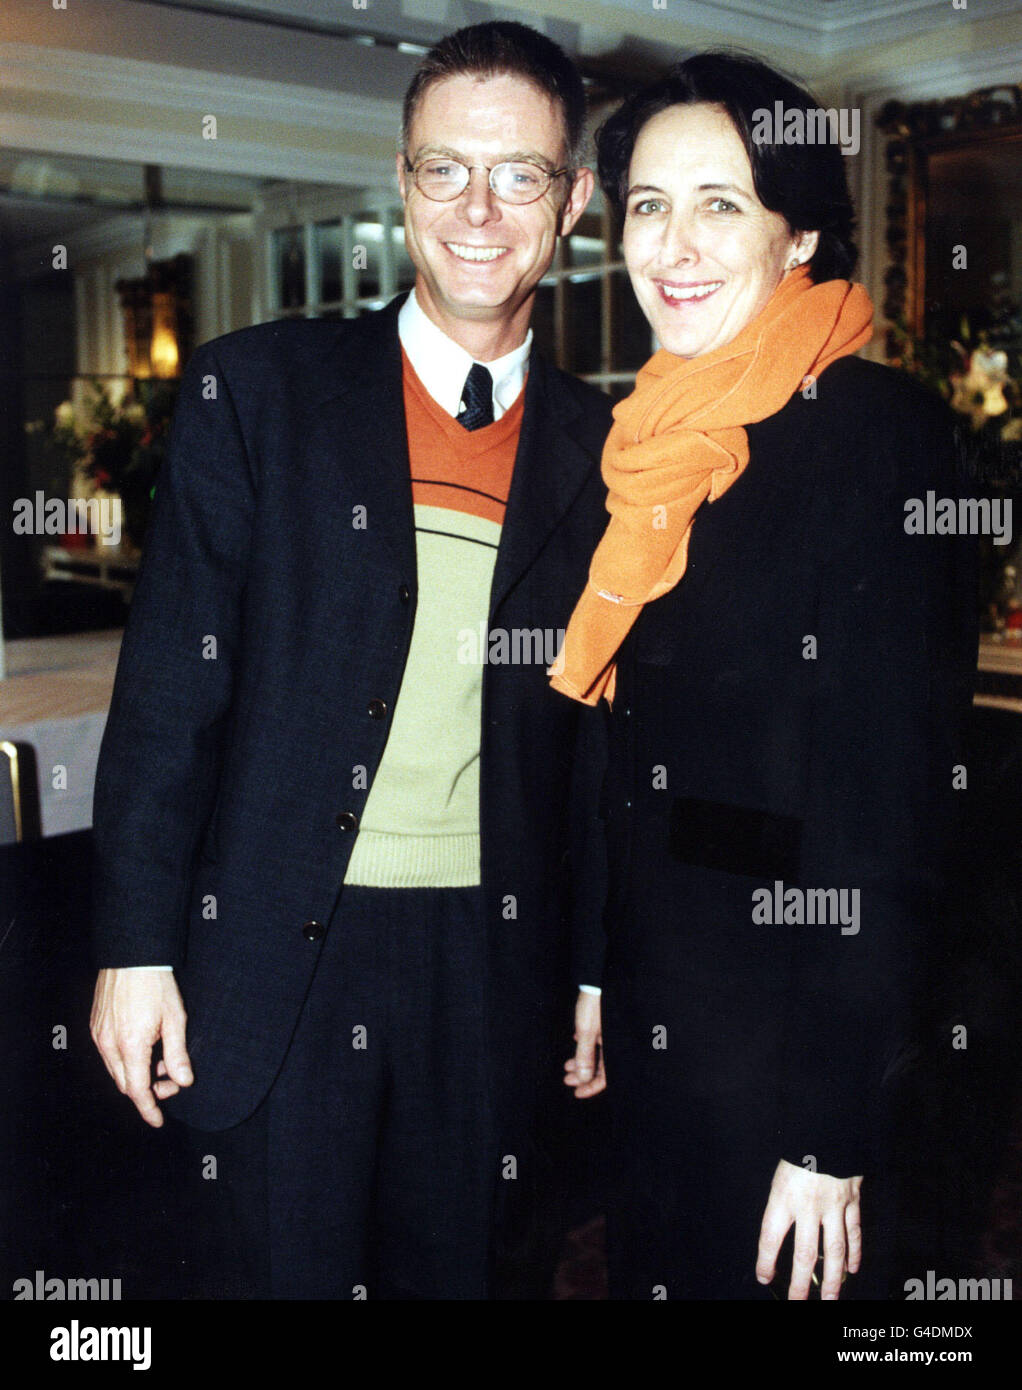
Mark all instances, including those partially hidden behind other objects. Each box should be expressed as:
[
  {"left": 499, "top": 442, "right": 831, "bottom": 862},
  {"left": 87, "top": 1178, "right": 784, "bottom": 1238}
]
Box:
[{"left": 90, "top": 20, "right": 612, "bottom": 1300}]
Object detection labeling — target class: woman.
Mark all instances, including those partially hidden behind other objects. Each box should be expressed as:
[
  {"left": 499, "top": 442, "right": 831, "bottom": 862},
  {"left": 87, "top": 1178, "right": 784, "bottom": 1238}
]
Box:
[{"left": 558, "top": 52, "right": 977, "bottom": 1299}]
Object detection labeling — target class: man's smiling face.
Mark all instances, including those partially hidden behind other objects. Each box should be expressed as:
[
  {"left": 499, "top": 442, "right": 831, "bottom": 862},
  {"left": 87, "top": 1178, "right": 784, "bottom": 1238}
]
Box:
[{"left": 398, "top": 71, "right": 592, "bottom": 357}]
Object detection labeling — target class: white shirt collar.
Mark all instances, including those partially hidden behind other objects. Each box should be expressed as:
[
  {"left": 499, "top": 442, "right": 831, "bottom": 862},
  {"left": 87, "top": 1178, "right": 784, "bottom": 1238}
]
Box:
[{"left": 398, "top": 287, "right": 531, "bottom": 422}]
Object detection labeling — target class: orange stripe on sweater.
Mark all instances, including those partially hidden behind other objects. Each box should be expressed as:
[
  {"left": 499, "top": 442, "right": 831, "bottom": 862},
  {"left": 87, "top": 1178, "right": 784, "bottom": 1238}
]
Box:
[{"left": 402, "top": 346, "right": 522, "bottom": 526}]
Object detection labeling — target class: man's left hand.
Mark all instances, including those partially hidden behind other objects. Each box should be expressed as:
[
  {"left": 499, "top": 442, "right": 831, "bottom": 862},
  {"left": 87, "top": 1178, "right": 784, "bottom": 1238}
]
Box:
[{"left": 756, "top": 1158, "right": 863, "bottom": 1299}]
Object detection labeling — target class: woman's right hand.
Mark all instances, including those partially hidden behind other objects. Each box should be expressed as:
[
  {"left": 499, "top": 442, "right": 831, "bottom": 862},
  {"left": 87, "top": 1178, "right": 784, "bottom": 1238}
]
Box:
[{"left": 564, "top": 990, "right": 607, "bottom": 1098}]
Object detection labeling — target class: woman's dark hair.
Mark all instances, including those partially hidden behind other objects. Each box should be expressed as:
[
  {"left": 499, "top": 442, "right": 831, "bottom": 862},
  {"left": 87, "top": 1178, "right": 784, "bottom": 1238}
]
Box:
[
  {"left": 403, "top": 21, "right": 587, "bottom": 170},
  {"left": 596, "top": 51, "right": 858, "bottom": 283}
]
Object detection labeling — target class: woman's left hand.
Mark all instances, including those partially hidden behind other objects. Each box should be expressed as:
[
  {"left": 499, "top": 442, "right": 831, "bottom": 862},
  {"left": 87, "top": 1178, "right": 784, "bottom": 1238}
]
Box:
[{"left": 756, "top": 1158, "right": 863, "bottom": 1299}]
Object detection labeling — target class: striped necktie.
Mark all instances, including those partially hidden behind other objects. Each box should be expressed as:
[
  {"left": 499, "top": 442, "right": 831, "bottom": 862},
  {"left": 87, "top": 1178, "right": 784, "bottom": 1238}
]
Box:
[{"left": 459, "top": 362, "right": 494, "bottom": 430}]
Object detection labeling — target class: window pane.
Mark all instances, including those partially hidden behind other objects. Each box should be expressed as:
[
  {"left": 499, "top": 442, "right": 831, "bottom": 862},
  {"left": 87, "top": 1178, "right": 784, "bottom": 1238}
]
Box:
[
  {"left": 316, "top": 221, "right": 343, "bottom": 305},
  {"left": 274, "top": 226, "right": 305, "bottom": 310},
  {"left": 562, "top": 212, "right": 606, "bottom": 272},
  {"left": 564, "top": 277, "right": 602, "bottom": 376},
  {"left": 611, "top": 267, "right": 654, "bottom": 373},
  {"left": 606, "top": 381, "right": 636, "bottom": 403},
  {"left": 352, "top": 218, "right": 383, "bottom": 298},
  {"left": 530, "top": 283, "right": 556, "bottom": 363},
  {"left": 392, "top": 224, "right": 417, "bottom": 290}
]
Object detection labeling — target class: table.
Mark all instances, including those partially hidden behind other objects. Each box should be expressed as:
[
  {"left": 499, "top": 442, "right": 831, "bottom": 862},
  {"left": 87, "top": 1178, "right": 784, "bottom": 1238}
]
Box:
[
  {"left": 976, "top": 634, "right": 1022, "bottom": 714},
  {"left": 0, "top": 630, "right": 122, "bottom": 837}
]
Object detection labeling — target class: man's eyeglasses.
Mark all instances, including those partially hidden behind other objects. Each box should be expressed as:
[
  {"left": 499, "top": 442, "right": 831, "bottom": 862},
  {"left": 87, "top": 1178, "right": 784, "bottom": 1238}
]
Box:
[{"left": 404, "top": 157, "right": 570, "bottom": 206}]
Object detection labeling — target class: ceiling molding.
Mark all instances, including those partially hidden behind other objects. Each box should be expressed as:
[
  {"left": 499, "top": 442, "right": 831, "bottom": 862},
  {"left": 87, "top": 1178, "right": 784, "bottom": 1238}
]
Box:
[
  {"left": 583, "top": 0, "right": 1022, "bottom": 58},
  {"left": 846, "top": 37, "right": 1022, "bottom": 101},
  {"left": 0, "top": 42, "right": 402, "bottom": 137},
  {"left": 723, "top": 0, "right": 967, "bottom": 33},
  {"left": 0, "top": 112, "right": 394, "bottom": 187},
  {"left": 146, "top": 0, "right": 1022, "bottom": 47},
  {"left": 0, "top": 42, "right": 400, "bottom": 186}
]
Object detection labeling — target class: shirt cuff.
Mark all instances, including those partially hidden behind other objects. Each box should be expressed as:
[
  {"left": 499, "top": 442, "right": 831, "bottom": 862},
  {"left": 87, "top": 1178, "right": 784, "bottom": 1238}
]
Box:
[
  {"left": 578, "top": 984, "right": 602, "bottom": 996},
  {"left": 117, "top": 965, "right": 174, "bottom": 972}
]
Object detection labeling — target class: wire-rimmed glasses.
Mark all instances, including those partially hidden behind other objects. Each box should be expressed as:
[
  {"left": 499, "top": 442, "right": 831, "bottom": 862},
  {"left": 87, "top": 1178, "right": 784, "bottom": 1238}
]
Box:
[{"left": 404, "top": 156, "right": 570, "bottom": 205}]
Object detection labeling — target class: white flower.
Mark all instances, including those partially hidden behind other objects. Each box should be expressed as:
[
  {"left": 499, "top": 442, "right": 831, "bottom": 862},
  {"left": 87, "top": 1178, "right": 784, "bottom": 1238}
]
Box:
[{"left": 972, "top": 348, "right": 1009, "bottom": 381}]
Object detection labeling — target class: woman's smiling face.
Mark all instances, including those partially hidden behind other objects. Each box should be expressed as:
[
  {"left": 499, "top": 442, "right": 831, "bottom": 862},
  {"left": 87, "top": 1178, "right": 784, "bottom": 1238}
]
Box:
[{"left": 622, "top": 102, "right": 818, "bottom": 359}]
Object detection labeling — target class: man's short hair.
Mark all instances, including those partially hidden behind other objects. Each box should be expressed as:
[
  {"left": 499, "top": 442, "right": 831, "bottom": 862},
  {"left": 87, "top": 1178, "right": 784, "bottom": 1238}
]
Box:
[{"left": 402, "top": 20, "right": 587, "bottom": 170}]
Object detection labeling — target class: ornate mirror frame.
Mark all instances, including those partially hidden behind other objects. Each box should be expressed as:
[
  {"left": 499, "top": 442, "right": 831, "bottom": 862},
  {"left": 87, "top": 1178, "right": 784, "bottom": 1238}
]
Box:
[{"left": 876, "top": 84, "right": 1022, "bottom": 362}]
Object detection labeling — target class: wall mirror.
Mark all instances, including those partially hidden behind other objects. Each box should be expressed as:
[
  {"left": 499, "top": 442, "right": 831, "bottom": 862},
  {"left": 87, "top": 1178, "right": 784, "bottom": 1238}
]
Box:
[
  {"left": 877, "top": 84, "right": 1022, "bottom": 357},
  {"left": 878, "top": 85, "right": 1022, "bottom": 650}
]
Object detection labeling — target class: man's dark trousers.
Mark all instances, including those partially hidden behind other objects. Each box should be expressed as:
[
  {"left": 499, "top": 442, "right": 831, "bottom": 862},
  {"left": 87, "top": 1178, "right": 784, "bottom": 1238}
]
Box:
[{"left": 176, "top": 884, "right": 494, "bottom": 1300}]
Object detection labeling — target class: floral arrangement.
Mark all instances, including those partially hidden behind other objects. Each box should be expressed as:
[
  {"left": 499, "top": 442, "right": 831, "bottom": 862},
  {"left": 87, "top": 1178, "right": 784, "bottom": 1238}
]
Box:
[
  {"left": 892, "top": 317, "right": 1020, "bottom": 444},
  {"left": 944, "top": 331, "right": 1022, "bottom": 637},
  {"left": 41, "top": 379, "right": 178, "bottom": 549},
  {"left": 947, "top": 339, "right": 1021, "bottom": 442},
  {"left": 892, "top": 289, "right": 1022, "bottom": 637}
]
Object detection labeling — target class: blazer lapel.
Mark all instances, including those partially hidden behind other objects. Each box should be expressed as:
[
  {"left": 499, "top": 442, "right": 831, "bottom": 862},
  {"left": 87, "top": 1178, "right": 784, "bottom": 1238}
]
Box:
[
  {"left": 309, "top": 297, "right": 417, "bottom": 582},
  {"left": 489, "top": 355, "right": 597, "bottom": 620}
]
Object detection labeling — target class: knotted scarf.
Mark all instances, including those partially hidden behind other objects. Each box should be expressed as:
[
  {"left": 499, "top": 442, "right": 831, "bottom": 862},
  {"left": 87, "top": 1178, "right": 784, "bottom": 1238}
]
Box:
[{"left": 549, "top": 264, "right": 874, "bottom": 705}]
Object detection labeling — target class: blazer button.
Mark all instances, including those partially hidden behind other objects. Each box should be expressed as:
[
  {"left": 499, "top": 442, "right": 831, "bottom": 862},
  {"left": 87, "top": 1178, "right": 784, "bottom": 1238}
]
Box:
[
  {"left": 302, "top": 920, "right": 326, "bottom": 942},
  {"left": 398, "top": 583, "right": 411, "bottom": 604},
  {"left": 368, "top": 697, "right": 387, "bottom": 720},
  {"left": 335, "top": 811, "right": 358, "bottom": 832}
]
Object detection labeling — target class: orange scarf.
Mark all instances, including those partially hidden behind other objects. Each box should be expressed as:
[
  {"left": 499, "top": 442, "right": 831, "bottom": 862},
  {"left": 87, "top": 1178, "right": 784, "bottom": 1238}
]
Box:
[{"left": 549, "top": 265, "right": 873, "bottom": 705}]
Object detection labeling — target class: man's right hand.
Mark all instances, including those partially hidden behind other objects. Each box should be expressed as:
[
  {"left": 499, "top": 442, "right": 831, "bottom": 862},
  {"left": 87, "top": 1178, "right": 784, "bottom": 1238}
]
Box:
[{"left": 90, "top": 969, "right": 193, "bottom": 1127}]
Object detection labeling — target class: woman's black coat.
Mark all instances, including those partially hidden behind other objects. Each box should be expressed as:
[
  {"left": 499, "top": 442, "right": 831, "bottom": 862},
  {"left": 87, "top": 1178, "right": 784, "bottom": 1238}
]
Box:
[{"left": 576, "top": 356, "right": 978, "bottom": 1181}]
